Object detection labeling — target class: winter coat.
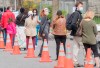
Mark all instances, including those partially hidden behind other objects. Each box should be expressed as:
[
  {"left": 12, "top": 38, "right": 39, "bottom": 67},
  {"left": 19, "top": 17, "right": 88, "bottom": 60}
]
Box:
[
  {"left": 1, "top": 10, "right": 15, "bottom": 28},
  {"left": 7, "top": 22, "right": 16, "bottom": 34}
]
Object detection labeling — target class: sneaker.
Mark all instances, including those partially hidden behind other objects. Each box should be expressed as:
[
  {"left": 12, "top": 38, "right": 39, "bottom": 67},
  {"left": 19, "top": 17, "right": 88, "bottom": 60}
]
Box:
[{"left": 74, "top": 64, "right": 84, "bottom": 67}]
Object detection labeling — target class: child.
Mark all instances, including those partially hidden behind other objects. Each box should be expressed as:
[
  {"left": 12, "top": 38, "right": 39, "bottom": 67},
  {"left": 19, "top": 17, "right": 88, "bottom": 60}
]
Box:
[{"left": 7, "top": 18, "right": 16, "bottom": 46}]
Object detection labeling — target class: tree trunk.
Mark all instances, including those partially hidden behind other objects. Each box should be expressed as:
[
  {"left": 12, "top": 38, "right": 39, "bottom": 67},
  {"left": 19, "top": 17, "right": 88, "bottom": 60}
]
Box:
[{"left": 52, "top": 0, "right": 59, "bottom": 19}]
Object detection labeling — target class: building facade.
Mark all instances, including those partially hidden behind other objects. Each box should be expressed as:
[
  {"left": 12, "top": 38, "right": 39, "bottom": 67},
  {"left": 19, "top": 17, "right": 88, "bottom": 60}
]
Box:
[{"left": 0, "top": 0, "right": 100, "bottom": 16}]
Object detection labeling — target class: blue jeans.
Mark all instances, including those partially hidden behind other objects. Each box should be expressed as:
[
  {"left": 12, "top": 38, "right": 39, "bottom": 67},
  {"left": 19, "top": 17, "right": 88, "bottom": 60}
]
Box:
[
  {"left": 36, "top": 25, "right": 40, "bottom": 46},
  {"left": 2, "top": 28, "right": 7, "bottom": 46}
]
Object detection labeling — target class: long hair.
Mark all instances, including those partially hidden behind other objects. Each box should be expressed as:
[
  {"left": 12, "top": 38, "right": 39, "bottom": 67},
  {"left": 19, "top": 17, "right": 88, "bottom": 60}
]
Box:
[
  {"left": 32, "top": 9, "right": 38, "bottom": 16},
  {"left": 40, "top": 9, "right": 46, "bottom": 17}
]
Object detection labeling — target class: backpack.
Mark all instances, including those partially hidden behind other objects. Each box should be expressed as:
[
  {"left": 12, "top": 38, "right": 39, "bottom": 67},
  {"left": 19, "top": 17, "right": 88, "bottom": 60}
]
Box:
[
  {"left": 66, "top": 11, "right": 81, "bottom": 30},
  {"left": 66, "top": 13, "right": 74, "bottom": 30}
]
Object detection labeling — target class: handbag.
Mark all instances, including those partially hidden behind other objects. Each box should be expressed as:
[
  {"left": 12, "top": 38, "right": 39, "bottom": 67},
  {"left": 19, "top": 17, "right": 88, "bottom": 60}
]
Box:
[{"left": 76, "top": 21, "right": 83, "bottom": 36}]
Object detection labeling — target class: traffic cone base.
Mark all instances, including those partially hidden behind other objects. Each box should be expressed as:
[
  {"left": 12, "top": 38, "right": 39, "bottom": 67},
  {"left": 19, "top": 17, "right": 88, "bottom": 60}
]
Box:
[
  {"left": 64, "top": 43, "right": 74, "bottom": 68},
  {"left": 54, "top": 43, "right": 66, "bottom": 68},
  {"left": 54, "top": 56, "right": 65, "bottom": 68},
  {"left": 85, "top": 64, "right": 94, "bottom": 68},
  {"left": 39, "top": 39, "right": 52, "bottom": 62},
  {"left": 0, "top": 33, "right": 5, "bottom": 49},
  {"left": 64, "top": 58, "right": 74, "bottom": 68},
  {"left": 39, "top": 51, "right": 52, "bottom": 62},
  {"left": 4, "top": 43, "right": 13, "bottom": 51},
  {"left": 85, "top": 48, "right": 94, "bottom": 68},
  {"left": 11, "top": 46, "right": 21, "bottom": 55},
  {"left": 24, "top": 47, "right": 37, "bottom": 58},
  {"left": 0, "top": 41, "right": 5, "bottom": 49},
  {"left": 4, "top": 34, "right": 13, "bottom": 51}
]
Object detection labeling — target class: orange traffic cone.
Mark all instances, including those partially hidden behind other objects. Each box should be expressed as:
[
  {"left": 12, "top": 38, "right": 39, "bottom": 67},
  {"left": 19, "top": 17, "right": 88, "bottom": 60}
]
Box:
[
  {"left": 64, "top": 43, "right": 74, "bottom": 68},
  {"left": 0, "top": 32, "right": 5, "bottom": 49},
  {"left": 25, "top": 38, "right": 36, "bottom": 58},
  {"left": 4, "top": 34, "right": 13, "bottom": 51},
  {"left": 85, "top": 48, "right": 94, "bottom": 68},
  {"left": 39, "top": 39, "right": 52, "bottom": 62},
  {"left": 54, "top": 43, "right": 66, "bottom": 68},
  {"left": 11, "top": 35, "right": 21, "bottom": 55}
]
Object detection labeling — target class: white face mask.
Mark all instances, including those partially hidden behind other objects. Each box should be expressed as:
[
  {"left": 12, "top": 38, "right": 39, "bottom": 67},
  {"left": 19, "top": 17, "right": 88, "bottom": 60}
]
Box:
[
  {"left": 79, "top": 7, "right": 83, "bottom": 12},
  {"left": 33, "top": 13, "right": 36, "bottom": 15},
  {"left": 10, "top": 7, "right": 12, "bottom": 11},
  {"left": 44, "top": 8, "right": 49, "bottom": 15}
]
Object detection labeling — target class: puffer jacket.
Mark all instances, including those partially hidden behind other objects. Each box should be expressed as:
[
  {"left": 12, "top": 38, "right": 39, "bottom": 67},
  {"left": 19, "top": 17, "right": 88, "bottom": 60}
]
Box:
[
  {"left": 7, "top": 22, "right": 16, "bottom": 34},
  {"left": 1, "top": 10, "right": 15, "bottom": 28}
]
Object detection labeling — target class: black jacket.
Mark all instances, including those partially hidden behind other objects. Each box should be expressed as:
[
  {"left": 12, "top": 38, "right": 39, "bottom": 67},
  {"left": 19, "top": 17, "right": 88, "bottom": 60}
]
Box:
[
  {"left": 16, "top": 13, "right": 27, "bottom": 26},
  {"left": 70, "top": 10, "right": 82, "bottom": 36}
]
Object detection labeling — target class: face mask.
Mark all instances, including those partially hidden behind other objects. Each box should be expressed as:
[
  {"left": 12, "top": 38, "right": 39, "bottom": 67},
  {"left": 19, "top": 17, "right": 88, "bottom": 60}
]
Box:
[
  {"left": 44, "top": 8, "right": 49, "bottom": 15},
  {"left": 79, "top": 7, "right": 83, "bottom": 12},
  {"left": 33, "top": 13, "right": 36, "bottom": 16},
  {"left": 44, "top": 11, "right": 49, "bottom": 15},
  {"left": 10, "top": 7, "right": 12, "bottom": 11}
]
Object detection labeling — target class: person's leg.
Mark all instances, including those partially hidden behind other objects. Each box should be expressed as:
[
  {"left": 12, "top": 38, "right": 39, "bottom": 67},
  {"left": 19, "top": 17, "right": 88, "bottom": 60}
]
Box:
[
  {"left": 9, "top": 34, "right": 13, "bottom": 47},
  {"left": 2, "top": 28, "right": 7, "bottom": 46},
  {"left": 38, "top": 33, "right": 48, "bottom": 57},
  {"left": 12, "top": 34, "right": 15, "bottom": 46},
  {"left": 60, "top": 35, "right": 66, "bottom": 55},
  {"left": 83, "top": 43, "right": 90, "bottom": 54},
  {"left": 91, "top": 44, "right": 100, "bottom": 68},
  {"left": 38, "top": 37, "right": 44, "bottom": 57},
  {"left": 73, "top": 36, "right": 82, "bottom": 64},
  {"left": 32, "top": 36, "right": 36, "bottom": 50},
  {"left": 54, "top": 35, "right": 61, "bottom": 60},
  {"left": 26, "top": 36, "right": 30, "bottom": 50}
]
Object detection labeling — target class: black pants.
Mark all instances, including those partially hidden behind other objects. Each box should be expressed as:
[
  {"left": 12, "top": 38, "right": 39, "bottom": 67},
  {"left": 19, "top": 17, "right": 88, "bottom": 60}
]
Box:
[
  {"left": 83, "top": 43, "right": 99, "bottom": 57},
  {"left": 38, "top": 34, "right": 48, "bottom": 56},
  {"left": 54, "top": 35, "right": 66, "bottom": 59}
]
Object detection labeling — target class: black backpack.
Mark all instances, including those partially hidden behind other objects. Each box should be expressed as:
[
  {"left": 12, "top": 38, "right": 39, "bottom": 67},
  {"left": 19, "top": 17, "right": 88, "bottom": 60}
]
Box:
[
  {"left": 66, "top": 13, "right": 74, "bottom": 30},
  {"left": 66, "top": 11, "right": 81, "bottom": 30}
]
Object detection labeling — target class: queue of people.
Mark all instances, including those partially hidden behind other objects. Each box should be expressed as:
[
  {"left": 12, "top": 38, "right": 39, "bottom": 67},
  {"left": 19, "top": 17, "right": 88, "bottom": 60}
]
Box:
[{"left": 0, "top": 1, "right": 100, "bottom": 68}]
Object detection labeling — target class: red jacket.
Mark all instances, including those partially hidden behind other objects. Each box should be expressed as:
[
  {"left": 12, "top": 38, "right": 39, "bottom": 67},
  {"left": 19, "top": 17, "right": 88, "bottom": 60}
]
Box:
[{"left": 1, "top": 10, "right": 15, "bottom": 28}]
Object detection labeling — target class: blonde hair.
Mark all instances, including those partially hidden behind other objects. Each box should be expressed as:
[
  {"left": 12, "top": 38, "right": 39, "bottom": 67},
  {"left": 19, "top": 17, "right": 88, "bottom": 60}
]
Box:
[{"left": 84, "top": 10, "right": 95, "bottom": 19}]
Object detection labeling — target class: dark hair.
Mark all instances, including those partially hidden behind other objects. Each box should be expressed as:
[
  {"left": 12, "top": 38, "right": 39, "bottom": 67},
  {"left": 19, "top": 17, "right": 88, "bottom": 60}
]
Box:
[
  {"left": 33, "top": 9, "right": 38, "bottom": 16},
  {"left": 57, "top": 10, "right": 62, "bottom": 16},
  {"left": 54, "top": 10, "right": 64, "bottom": 22},
  {"left": 7, "top": 6, "right": 10, "bottom": 10},
  {"left": 75, "top": 1, "right": 83, "bottom": 7},
  {"left": 20, "top": 7, "right": 25, "bottom": 13}
]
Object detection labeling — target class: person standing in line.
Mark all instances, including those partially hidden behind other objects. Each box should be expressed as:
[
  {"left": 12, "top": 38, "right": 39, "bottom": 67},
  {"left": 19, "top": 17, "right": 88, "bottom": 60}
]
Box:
[
  {"left": 51, "top": 10, "right": 67, "bottom": 60},
  {"left": 81, "top": 10, "right": 100, "bottom": 68},
  {"left": 6, "top": 18, "right": 16, "bottom": 47},
  {"left": 32, "top": 9, "right": 40, "bottom": 47},
  {"left": 38, "top": 8, "right": 50, "bottom": 57},
  {"left": 25, "top": 10, "right": 39, "bottom": 50},
  {"left": 67, "top": 1, "right": 84, "bottom": 67},
  {"left": 16, "top": 8, "right": 27, "bottom": 49},
  {"left": 1, "top": 6, "right": 15, "bottom": 46}
]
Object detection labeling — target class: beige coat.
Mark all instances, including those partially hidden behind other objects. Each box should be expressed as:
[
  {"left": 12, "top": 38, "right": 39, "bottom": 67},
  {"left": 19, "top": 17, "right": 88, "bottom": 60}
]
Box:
[{"left": 24, "top": 16, "right": 38, "bottom": 36}]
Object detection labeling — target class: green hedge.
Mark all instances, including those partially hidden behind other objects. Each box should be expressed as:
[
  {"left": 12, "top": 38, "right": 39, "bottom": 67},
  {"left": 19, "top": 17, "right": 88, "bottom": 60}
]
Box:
[{"left": 94, "top": 16, "right": 100, "bottom": 24}]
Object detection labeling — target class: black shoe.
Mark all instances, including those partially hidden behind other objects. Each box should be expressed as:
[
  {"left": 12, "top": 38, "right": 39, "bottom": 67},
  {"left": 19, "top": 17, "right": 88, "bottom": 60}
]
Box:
[
  {"left": 38, "top": 54, "right": 41, "bottom": 57},
  {"left": 74, "top": 64, "right": 84, "bottom": 67}
]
